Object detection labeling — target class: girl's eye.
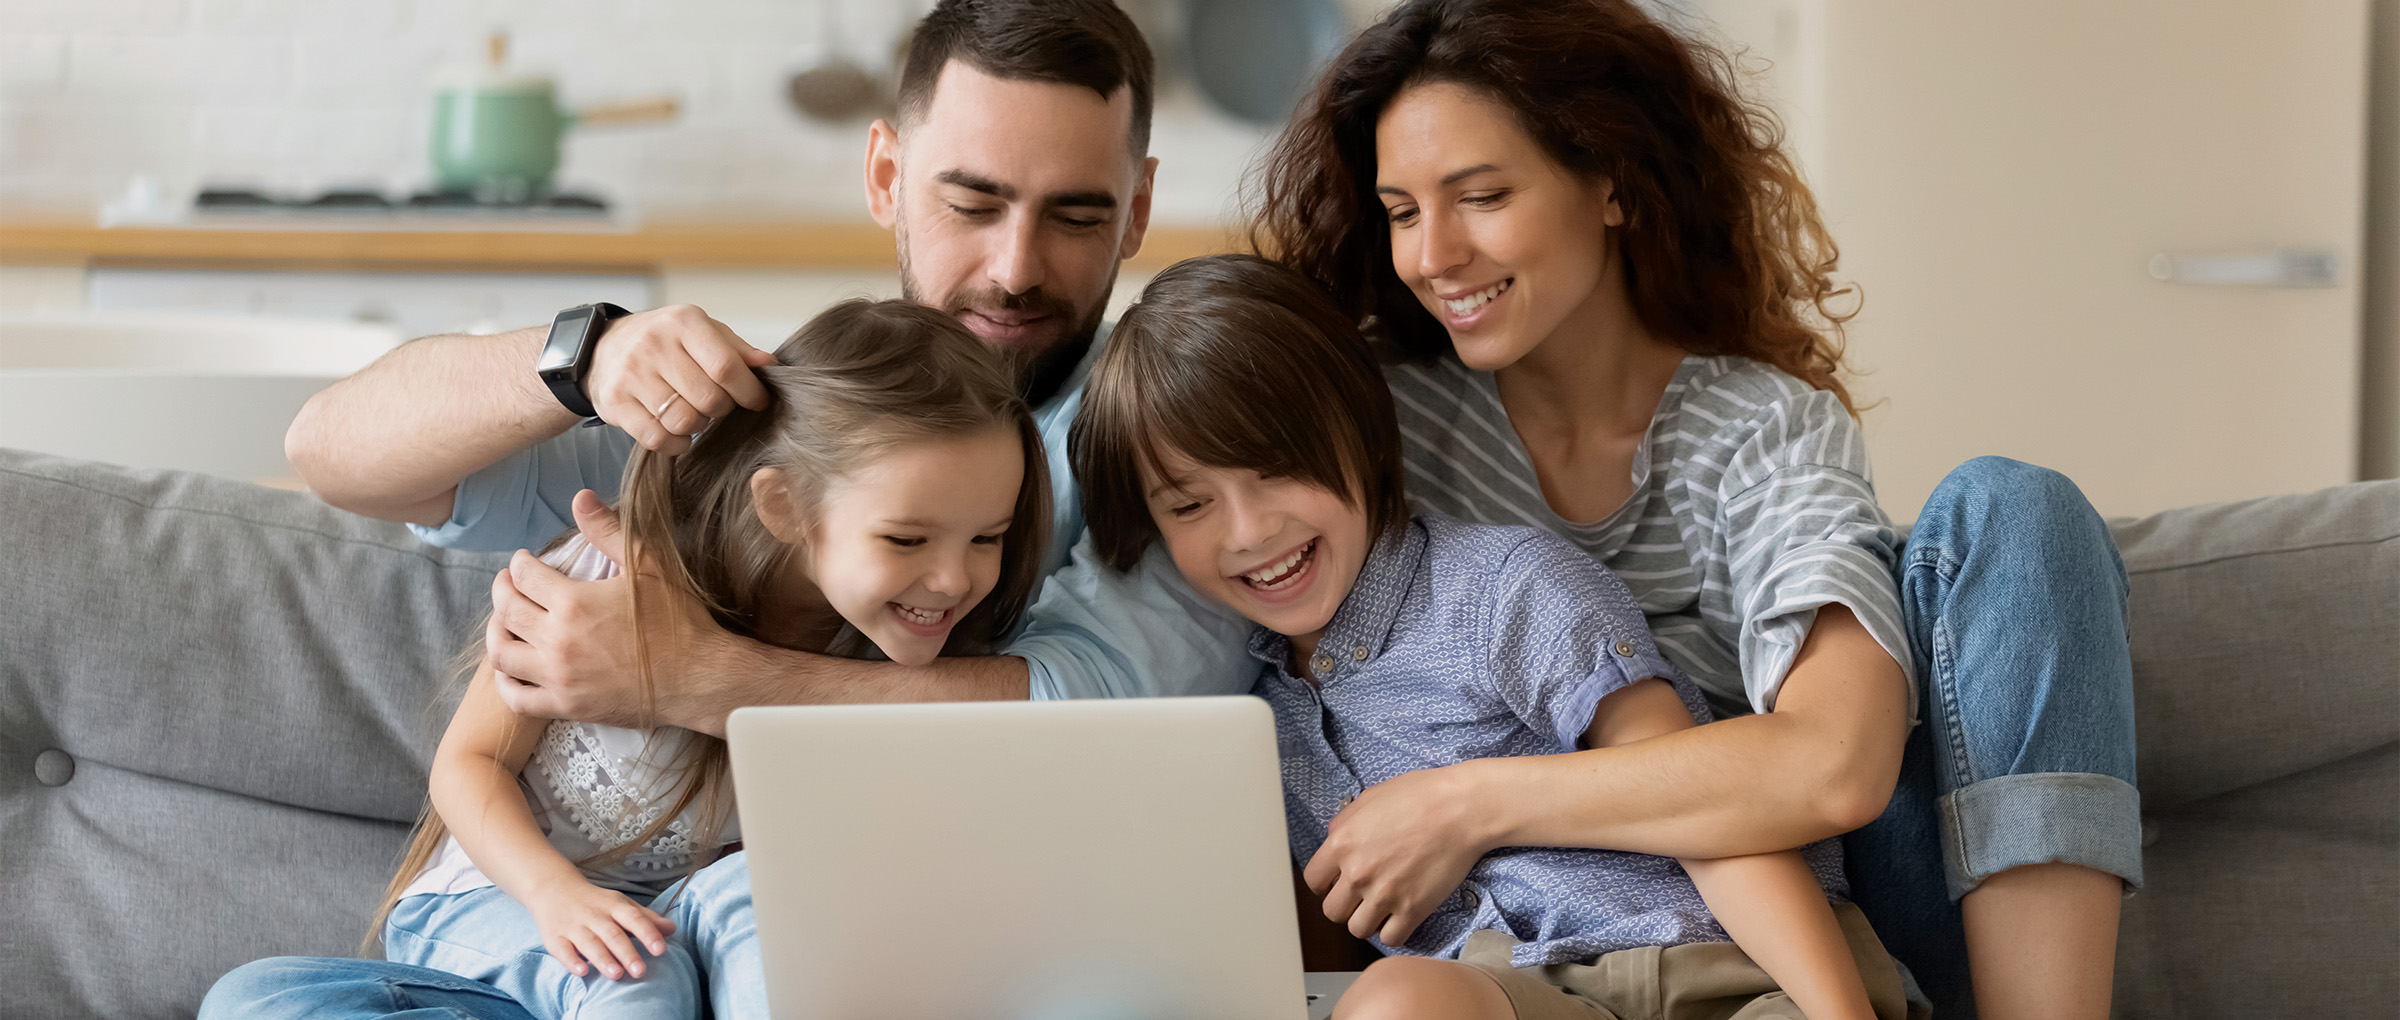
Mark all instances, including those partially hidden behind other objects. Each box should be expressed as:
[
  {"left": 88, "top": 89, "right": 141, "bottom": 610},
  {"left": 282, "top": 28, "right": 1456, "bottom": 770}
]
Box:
[
  {"left": 971, "top": 533, "right": 1005, "bottom": 546},
  {"left": 883, "top": 535, "right": 926, "bottom": 548}
]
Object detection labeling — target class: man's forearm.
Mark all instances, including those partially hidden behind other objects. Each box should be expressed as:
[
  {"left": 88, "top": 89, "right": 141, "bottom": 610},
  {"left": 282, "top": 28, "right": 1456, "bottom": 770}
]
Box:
[
  {"left": 673, "top": 638, "right": 1033, "bottom": 736},
  {"left": 288, "top": 325, "right": 575, "bottom": 524}
]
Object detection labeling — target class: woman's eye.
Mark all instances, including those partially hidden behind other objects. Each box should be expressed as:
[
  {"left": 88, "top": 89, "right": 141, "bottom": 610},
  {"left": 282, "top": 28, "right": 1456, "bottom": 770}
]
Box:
[
  {"left": 1463, "top": 189, "right": 1510, "bottom": 207},
  {"left": 1383, "top": 206, "right": 1417, "bottom": 226},
  {"left": 883, "top": 535, "right": 927, "bottom": 548}
]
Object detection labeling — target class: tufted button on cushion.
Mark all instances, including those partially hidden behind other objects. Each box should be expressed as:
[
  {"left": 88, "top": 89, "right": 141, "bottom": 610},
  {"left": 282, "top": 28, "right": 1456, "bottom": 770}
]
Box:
[{"left": 33, "top": 748, "right": 74, "bottom": 787}]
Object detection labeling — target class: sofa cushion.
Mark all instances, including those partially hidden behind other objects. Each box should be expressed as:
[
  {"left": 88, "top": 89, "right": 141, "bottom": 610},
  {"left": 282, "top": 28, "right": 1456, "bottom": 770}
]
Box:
[{"left": 0, "top": 449, "right": 505, "bottom": 1020}]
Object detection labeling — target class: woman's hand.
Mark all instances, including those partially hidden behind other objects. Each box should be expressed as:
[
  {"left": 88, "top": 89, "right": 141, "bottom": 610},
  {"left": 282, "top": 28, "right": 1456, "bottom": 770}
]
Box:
[
  {"left": 524, "top": 877, "right": 679, "bottom": 982},
  {"left": 1304, "top": 760, "right": 1500, "bottom": 946}
]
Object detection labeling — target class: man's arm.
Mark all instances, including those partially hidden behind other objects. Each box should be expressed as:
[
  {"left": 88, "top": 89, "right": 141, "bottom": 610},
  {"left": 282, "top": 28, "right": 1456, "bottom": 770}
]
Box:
[
  {"left": 287, "top": 305, "right": 775, "bottom": 527},
  {"left": 288, "top": 326, "right": 566, "bottom": 526}
]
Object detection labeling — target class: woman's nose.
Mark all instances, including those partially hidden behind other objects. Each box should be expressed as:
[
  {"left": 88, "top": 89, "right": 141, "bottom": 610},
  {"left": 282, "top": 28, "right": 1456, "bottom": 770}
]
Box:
[{"left": 1416, "top": 207, "right": 1472, "bottom": 282}]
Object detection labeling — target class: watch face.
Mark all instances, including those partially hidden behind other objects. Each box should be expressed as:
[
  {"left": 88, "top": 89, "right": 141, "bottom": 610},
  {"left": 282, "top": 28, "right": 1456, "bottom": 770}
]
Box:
[{"left": 539, "top": 306, "right": 596, "bottom": 375}]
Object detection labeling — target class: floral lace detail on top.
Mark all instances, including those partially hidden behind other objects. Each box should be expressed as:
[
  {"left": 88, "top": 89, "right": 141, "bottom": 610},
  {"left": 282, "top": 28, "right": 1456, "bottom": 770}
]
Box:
[{"left": 534, "top": 720, "right": 722, "bottom": 872}]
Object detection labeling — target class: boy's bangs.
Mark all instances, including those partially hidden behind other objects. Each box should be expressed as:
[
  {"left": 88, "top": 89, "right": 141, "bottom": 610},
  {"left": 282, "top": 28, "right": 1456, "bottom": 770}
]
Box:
[{"left": 1119, "top": 336, "right": 1362, "bottom": 507}]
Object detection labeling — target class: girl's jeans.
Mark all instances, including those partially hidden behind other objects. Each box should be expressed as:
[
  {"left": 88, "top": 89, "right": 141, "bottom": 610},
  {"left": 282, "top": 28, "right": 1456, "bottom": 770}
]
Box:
[
  {"left": 199, "top": 884, "right": 709, "bottom": 1020},
  {"left": 1843, "top": 456, "right": 2145, "bottom": 1017}
]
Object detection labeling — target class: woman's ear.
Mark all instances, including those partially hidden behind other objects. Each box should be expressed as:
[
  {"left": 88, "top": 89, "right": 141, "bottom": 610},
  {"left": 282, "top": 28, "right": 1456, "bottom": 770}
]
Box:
[
  {"left": 750, "top": 467, "right": 810, "bottom": 547},
  {"left": 1595, "top": 176, "right": 1625, "bottom": 228}
]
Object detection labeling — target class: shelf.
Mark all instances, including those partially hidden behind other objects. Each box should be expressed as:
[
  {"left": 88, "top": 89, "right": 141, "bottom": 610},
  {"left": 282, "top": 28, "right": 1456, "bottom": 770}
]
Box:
[{"left": 0, "top": 215, "right": 1246, "bottom": 274}]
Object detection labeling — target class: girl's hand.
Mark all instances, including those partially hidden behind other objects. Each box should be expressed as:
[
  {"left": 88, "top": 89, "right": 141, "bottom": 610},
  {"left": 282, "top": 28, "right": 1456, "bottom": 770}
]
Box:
[
  {"left": 525, "top": 878, "right": 679, "bottom": 981},
  {"left": 1304, "top": 762, "right": 1500, "bottom": 946}
]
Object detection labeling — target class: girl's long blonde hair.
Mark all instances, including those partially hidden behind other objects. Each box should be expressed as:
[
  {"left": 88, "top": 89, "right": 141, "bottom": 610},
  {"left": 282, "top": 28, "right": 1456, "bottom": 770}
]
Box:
[{"left": 364, "top": 300, "right": 1051, "bottom": 948}]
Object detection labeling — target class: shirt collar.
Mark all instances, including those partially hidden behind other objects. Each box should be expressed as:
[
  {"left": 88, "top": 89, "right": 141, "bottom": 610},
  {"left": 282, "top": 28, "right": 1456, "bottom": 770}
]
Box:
[{"left": 1244, "top": 515, "right": 1428, "bottom": 678}]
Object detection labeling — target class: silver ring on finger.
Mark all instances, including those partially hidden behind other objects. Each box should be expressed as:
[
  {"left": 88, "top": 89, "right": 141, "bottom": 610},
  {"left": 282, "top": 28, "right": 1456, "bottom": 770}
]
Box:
[{"left": 654, "top": 395, "right": 678, "bottom": 418}]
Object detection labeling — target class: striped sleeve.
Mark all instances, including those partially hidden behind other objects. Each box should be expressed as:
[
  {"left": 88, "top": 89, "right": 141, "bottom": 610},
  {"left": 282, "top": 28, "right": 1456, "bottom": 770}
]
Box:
[{"left": 1709, "top": 390, "right": 1914, "bottom": 716}]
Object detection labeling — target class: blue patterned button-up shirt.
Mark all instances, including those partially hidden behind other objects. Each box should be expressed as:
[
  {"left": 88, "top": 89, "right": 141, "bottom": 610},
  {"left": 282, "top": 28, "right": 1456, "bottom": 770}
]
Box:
[{"left": 1252, "top": 512, "right": 1847, "bottom": 967}]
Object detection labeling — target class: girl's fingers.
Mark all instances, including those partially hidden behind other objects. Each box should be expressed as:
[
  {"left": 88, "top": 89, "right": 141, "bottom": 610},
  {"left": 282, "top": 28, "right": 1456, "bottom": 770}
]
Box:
[
  {"left": 592, "top": 919, "right": 649, "bottom": 979},
  {"left": 611, "top": 903, "right": 669, "bottom": 956},
  {"left": 567, "top": 927, "right": 624, "bottom": 980},
  {"left": 545, "top": 933, "right": 590, "bottom": 977}
]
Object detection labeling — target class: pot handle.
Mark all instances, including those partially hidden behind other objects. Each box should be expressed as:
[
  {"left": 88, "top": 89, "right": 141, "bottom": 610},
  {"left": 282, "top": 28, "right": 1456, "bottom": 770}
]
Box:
[{"left": 574, "top": 97, "right": 680, "bottom": 128}]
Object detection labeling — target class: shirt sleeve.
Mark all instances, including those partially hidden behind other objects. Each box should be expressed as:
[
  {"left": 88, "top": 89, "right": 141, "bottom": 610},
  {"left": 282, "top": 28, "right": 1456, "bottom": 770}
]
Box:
[
  {"left": 409, "top": 425, "right": 638, "bottom": 552},
  {"left": 1483, "top": 530, "right": 1709, "bottom": 752},
  {"left": 1711, "top": 390, "right": 1914, "bottom": 716},
  {"left": 1005, "top": 535, "right": 1261, "bottom": 701}
]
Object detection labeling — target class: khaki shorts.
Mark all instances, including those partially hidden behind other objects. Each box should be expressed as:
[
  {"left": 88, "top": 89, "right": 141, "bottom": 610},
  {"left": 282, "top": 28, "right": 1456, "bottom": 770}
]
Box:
[{"left": 1460, "top": 903, "right": 1929, "bottom": 1020}]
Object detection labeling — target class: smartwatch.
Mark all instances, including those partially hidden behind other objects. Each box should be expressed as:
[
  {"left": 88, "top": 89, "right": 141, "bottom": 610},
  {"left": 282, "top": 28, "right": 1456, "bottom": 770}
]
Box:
[{"left": 535, "top": 302, "right": 630, "bottom": 419}]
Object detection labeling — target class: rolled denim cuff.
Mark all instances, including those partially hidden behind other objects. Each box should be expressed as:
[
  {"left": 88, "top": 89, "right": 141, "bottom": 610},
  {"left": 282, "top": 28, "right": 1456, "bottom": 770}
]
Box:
[{"left": 1937, "top": 771, "right": 2144, "bottom": 900}]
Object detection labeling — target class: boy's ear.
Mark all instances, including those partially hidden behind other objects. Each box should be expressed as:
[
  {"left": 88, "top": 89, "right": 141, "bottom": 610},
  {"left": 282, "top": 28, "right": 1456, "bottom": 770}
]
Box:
[{"left": 749, "top": 467, "right": 810, "bottom": 547}]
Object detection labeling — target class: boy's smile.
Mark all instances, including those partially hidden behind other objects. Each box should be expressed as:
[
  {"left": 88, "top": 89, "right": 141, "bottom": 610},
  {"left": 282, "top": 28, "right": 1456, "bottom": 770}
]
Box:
[{"left": 1140, "top": 448, "right": 1372, "bottom": 676}]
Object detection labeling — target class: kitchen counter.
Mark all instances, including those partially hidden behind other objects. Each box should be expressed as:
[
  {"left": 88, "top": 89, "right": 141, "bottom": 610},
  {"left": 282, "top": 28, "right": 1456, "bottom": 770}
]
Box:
[{"left": 0, "top": 215, "right": 1244, "bottom": 273}]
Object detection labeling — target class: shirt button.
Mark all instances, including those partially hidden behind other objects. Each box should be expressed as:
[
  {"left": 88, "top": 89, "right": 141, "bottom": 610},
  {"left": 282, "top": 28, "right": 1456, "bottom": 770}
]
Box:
[
  {"left": 1310, "top": 653, "right": 1335, "bottom": 675},
  {"left": 1614, "top": 640, "right": 1638, "bottom": 657},
  {"left": 1351, "top": 645, "right": 1370, "bottom": 662},
  {"left": 1338, "top": 793, "right": 1356, "bottom": 809}
]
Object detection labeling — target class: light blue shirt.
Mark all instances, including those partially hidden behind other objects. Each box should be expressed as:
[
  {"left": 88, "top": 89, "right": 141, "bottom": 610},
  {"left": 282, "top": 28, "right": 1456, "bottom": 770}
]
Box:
[
  {"left": 410, "top": 324, "right": 1257, "bottom": 702},
  {"left": 1252, "top": 511, "right": 1846, "bottom": 966}
]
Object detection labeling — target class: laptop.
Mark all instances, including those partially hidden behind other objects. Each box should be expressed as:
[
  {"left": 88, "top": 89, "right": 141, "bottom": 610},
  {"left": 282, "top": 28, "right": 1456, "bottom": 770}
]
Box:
[{"left": 727, "top": 696, "right": 1347, "bottom": 1019}]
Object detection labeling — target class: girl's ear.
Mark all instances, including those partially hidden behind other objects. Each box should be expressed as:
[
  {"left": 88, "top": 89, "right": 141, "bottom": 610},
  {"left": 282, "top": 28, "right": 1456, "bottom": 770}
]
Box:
[{"left": 749, "top": 467, "right": 810, "bottom": 547}]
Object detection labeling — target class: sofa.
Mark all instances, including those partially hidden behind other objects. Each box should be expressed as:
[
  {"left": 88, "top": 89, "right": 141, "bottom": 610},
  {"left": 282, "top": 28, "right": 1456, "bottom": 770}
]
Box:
[{"left": 2, "top": 446, "right": 2394, "bottom": 1019}]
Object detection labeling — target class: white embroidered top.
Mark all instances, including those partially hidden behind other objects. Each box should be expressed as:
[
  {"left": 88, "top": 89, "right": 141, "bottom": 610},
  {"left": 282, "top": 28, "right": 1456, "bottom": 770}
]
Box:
[{"left": 400, "top": 535, "right": 741, "bottom": 901}]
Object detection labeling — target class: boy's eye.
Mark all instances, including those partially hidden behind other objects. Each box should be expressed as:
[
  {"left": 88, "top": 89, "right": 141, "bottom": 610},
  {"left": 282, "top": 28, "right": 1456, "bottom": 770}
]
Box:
[
  {"left": 883, "top": 535, "right": 926, "bottom": 548},
  {"left": 1169, "top": 501, "right": 1203, "bottom": 518}
]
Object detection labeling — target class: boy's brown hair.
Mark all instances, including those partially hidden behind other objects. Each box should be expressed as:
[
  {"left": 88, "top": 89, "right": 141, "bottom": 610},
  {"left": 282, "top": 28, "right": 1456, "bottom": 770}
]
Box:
[{"left": 1071, "top": 254, "right": 1407, "bottom": 572}]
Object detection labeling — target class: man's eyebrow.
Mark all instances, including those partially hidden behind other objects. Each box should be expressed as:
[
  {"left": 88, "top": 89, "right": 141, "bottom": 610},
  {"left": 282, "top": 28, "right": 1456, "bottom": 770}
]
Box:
[
  {"left": 1046, "top": 190, "right": 1117, "bottom": 210},
  {"left": 936, "top": 169, "right": 1014, "bottom": 200}
]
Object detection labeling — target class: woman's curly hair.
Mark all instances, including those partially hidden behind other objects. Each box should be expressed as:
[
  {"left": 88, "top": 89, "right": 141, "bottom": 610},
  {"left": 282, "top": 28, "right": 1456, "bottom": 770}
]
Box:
[{"left": 1251, "top": 0, "right": 1862, "bottom": 411}]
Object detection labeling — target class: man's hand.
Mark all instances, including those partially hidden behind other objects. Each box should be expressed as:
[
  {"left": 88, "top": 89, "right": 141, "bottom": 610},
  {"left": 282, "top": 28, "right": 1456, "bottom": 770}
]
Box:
[
  {"left": 487, "top": 490, "right": 729, "bottom": 728},
  {"left": 1303, "top": 761, "right": 1500, "bottom": 946},
  {"left": 585, "top": 304, "right": 777, "bottom": 454}
]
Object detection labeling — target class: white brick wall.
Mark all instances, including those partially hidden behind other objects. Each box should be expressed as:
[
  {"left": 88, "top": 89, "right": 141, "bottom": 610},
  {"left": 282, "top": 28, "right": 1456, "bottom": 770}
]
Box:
[{"left": 0, "top": 0, "right": 1284, "bottom": 222}]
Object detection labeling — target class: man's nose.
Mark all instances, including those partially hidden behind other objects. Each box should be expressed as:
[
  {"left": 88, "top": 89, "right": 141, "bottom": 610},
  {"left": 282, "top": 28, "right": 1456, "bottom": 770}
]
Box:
[{"left": 989, "top": 210, "right": 1045, "bottom": 296}]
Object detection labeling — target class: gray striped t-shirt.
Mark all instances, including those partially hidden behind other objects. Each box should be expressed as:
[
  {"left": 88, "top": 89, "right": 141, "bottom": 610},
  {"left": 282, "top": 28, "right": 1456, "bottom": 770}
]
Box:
[{"left": 1386, "top": 354, "right": 1914, "bottom": 718}]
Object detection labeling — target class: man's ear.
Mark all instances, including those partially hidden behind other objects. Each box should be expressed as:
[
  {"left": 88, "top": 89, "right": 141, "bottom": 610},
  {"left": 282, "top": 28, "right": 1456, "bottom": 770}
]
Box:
[
  {"left": 1118, "top": 155, "right": 1158, "bottom": 263},
  {"left": 865, "top": 119, "right": 903, "bottom": 229},
  {"left": 750, "top": 467, "right": 810, "bottom": 547}
]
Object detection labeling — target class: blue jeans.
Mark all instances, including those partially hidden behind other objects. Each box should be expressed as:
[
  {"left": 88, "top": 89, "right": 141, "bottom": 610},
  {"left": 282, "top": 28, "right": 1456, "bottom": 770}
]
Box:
[
  {"left": 200, "top": 885, "right": 705, "bottom": 1020},
  {"left": 1843, "top": 457, "right": 2144, "bottom": 1017}
]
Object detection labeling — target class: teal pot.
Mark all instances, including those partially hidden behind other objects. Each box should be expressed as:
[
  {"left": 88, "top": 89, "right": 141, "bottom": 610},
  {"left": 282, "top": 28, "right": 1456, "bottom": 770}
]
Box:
[{"left": 429, "top": 49, "right": 677, "bottom": 201}]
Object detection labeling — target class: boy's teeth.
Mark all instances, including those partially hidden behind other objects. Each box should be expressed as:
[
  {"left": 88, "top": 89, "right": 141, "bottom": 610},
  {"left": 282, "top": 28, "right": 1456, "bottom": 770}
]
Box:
[
  {"left": 1243, "top": 541, "right": 1313, "bottom": 587},
  {"left": 1444, "top": 280, "right": 1510, "bottom": 315}
]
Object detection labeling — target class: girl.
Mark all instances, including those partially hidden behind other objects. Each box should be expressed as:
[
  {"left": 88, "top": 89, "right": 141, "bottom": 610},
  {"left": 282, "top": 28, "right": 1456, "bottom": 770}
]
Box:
[
  {"left": 202, "top": 298, "right": 1050, "bottom": 1020},
  {"left": 1071, "top": 253, "right": 1914, "bottom": 1020},
  {"left": 1253, "top": 2, "right": 2140, "bottom": 1016}
]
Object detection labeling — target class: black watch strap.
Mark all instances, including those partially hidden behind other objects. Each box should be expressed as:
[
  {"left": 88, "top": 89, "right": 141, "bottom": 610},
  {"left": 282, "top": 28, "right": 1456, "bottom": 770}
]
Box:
[{"left": 535, "top": 302, "right": 630, "bottom": 419}]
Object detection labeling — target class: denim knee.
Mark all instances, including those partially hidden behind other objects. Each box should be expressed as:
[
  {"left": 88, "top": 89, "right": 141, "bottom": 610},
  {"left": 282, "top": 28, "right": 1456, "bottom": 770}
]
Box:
[
  {"left": 1918, "top": 457, "right": 2104, "bottom": 544},
  {"left": 198, "top": 957, "right": 300, "bottom": 1020}
]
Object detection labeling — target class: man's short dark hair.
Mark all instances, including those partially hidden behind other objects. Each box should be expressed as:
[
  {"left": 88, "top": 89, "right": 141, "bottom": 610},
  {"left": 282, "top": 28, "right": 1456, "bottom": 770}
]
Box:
[{"left": 897, "top": 0, "right": 1155, "bottom": 157}]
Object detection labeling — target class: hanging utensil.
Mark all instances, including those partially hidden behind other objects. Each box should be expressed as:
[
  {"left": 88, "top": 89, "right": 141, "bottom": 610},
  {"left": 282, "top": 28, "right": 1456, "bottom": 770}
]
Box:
[{"left": 787, "top": 0, "right": 886, "bottom": 122}]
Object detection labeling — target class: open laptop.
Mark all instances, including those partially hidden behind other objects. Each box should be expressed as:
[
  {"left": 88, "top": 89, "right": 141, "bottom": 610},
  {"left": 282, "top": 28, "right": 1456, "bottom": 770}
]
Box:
[{"left": 727, "top": 696, "right": 1350, "bottom": 1019}]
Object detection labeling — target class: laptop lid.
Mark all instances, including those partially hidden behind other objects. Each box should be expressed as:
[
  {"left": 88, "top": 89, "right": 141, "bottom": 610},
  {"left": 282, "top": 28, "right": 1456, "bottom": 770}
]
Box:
[{"left": 726, "top": 696, "right": 1308, "bottom": 1020}]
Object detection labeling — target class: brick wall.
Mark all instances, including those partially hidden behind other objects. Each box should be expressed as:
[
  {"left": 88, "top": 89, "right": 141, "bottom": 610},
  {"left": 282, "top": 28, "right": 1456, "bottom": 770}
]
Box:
[{"left": 0, "top": 0, "right": 1281, "bottom": 221}]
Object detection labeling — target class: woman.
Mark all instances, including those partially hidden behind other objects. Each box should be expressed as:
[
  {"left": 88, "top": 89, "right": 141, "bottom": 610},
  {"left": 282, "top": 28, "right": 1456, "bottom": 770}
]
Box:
[{"left": 1252, "top": 1, "right": 2140, "bottom": 1016}]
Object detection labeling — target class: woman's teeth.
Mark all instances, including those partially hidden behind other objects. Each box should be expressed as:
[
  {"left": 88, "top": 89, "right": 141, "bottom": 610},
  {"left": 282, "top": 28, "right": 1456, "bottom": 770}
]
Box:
[
  {"left": 893, "top": 603, "right": 947, "bottom": 626},
  {"left": 1444, "top": 280, "right": 1511, "bottom": 316},
  {"left": 1241, "top": 540, "right": 1315, "bottom": 590}
]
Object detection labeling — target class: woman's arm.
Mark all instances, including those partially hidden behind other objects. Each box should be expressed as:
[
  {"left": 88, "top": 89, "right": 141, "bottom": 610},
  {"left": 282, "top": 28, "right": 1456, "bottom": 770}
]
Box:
[
  {"left": 1304, "top": 605, "right": 1907, "bottom": 941},
  {"left": 1485, "top": 604, "right": 1908, "bottom": 855},
  {"left": 1594, "top": 680, "right": 1876, "bottom": 1020},
  {"left": 431, "top": 655, "right": 677, "bottom": 979}
]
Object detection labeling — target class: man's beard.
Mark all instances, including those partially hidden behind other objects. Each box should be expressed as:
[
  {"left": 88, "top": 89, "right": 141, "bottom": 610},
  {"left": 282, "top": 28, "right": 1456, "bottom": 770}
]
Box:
[{"left": 896, "top": 209, "right": 1112, "bottom": 406}]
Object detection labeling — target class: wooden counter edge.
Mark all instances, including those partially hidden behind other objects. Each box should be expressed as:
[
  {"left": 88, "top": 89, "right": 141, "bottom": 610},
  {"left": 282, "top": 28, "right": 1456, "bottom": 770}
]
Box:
[{"left": 0, "top": 218, "right": 1246, "bottom": 273}]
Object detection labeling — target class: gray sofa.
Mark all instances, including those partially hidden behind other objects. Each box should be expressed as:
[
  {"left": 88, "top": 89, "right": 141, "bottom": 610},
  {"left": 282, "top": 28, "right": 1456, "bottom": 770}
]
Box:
[{"left": 2, "top": 447, "right": 2394, "bottom": 1019}]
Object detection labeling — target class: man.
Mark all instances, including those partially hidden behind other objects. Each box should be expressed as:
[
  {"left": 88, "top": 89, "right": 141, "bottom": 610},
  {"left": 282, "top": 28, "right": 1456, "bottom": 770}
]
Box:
[
  {"left": 291, "top": 0, "right": 1249, "bottom": 744},
  {"left": 230, "top": 3, "right": 1254, "bottom": 1017}
]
